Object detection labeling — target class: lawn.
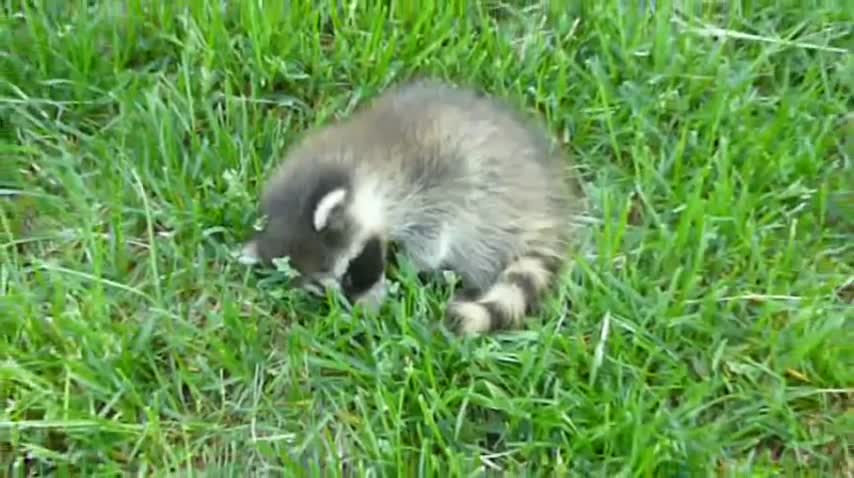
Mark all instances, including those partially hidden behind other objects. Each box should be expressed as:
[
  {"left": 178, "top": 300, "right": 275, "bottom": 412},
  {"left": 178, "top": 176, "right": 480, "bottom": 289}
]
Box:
[{"left": 1, "top": 0, "right": 852, "bottom": 475}]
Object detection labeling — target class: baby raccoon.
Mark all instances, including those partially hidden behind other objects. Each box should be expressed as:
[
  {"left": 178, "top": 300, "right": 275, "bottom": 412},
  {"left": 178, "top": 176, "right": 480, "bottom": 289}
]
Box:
[{"left": 239, "top": 79, "right": 587, "bottom": 335}]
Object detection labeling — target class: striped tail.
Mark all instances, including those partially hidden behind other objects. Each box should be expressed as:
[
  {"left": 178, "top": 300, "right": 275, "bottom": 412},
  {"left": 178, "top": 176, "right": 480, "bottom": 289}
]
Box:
[{"left": 446, "top": 252, "right": 563, "bottom": 336}]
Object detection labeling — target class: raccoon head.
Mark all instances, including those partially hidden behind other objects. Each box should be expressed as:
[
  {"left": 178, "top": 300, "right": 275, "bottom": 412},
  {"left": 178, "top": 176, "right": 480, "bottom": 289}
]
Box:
[{"left": 239, "top": 164, "right": 388, "bottom": 308}]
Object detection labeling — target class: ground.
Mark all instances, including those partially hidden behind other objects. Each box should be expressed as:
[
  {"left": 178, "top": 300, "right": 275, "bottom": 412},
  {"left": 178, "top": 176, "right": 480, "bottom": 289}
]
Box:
[{"left": 1, "top": 1, "right": 852, "bottom": 475}]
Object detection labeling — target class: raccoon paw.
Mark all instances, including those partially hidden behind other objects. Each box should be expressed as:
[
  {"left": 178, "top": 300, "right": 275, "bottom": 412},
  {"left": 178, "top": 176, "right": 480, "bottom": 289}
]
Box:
[{"left": 350, "top": 276, "right": 388, "bottom": 313}]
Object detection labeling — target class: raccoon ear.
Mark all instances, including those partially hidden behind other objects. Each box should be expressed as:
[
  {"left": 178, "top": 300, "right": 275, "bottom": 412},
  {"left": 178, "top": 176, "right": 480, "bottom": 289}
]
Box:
[{"left": 313, "top": 187, "right": 348, "bottom": 232}]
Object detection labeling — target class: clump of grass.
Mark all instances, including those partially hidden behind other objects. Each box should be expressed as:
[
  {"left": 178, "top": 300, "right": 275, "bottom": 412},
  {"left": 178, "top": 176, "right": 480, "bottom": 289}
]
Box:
[{"left": 1, "top": 0, "right": 851, "bottom": 474}]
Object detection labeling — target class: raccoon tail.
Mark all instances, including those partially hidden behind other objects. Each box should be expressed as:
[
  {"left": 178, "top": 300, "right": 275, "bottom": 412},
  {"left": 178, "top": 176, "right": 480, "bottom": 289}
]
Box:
[{"left": 446, "top": 251, "right": 564, "bottom": 336}]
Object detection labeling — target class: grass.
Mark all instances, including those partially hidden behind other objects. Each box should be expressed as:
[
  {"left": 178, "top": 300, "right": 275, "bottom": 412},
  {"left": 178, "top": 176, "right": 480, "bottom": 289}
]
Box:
[{"left": 1, "top": 0, "right": 852, "bottom": 475}]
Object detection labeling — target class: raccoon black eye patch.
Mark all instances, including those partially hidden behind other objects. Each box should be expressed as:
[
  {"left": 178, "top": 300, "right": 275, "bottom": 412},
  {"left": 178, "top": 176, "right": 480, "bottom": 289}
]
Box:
[{"left": 342, "top": 236, "right": 385, "bottom": 297}]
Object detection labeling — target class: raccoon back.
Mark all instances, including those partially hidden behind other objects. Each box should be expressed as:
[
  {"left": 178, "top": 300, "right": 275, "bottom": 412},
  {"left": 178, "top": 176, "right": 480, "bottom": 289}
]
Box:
[{"left": 339, "top": 80, "right": 580, "bottom": 290}]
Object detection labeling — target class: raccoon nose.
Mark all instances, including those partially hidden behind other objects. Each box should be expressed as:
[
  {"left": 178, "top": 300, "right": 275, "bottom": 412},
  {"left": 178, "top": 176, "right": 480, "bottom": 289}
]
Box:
[{"left": 301, "top": 281, "right": 325, "bottom": 296}]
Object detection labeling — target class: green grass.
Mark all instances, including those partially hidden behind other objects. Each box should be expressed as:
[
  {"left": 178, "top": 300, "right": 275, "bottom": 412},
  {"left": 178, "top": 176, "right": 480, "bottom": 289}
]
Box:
[{"left": 1, "top": 0, "right": 852, "bottom": 475}]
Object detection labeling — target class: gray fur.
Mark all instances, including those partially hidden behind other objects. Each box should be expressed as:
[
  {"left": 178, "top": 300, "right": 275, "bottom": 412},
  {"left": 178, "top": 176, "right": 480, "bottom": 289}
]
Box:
[{"left": 241, "top": 79, "right": 588, "bottom": 334}]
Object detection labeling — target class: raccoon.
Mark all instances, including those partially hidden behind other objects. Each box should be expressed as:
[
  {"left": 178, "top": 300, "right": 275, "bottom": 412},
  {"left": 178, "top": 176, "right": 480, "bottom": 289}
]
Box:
[{"left": 238, "top": 79, "right": 587, "bottom": 335}]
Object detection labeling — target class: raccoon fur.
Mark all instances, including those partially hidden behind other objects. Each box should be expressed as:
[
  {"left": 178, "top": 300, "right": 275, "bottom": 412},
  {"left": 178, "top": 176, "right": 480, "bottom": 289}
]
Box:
[{"left": 238, "top": 79, "right": 587, "bottom": 335}]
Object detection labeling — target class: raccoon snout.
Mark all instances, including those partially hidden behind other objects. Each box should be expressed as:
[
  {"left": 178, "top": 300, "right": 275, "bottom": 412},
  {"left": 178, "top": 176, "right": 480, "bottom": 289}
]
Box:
[
  {"left": 301, "top": 281, "right": 326, "bottom": 297},
  {"left": 302, "top": 276, "right": 342, "bottom": 297}
]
